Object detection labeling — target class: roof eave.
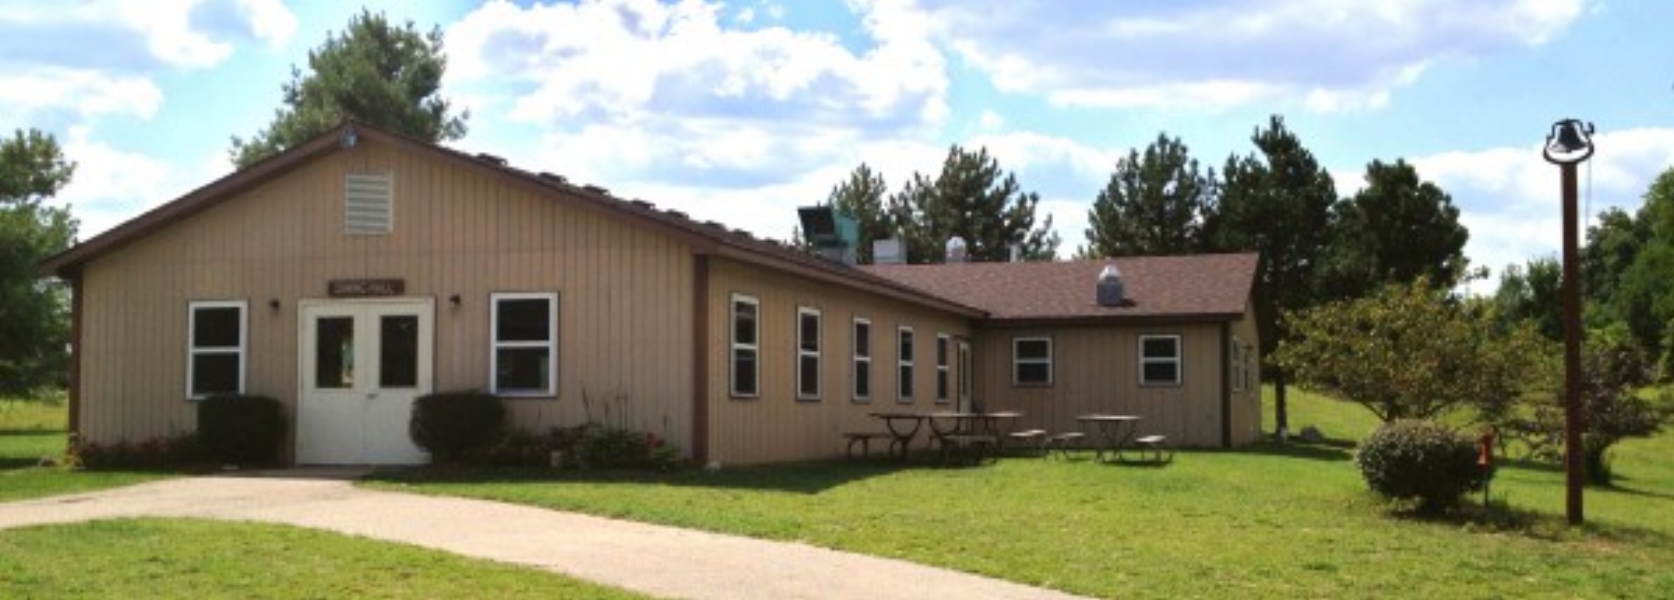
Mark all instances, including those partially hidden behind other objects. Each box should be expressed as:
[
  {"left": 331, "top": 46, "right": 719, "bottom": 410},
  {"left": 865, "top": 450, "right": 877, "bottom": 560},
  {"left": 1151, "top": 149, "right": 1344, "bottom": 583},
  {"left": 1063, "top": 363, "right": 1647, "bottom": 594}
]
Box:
[
  {"left": 980, "top": 312, "right": 1247, "bottom": 329},
  {"left": 39, "top": 123, "right": 356, "bottom": 277}
]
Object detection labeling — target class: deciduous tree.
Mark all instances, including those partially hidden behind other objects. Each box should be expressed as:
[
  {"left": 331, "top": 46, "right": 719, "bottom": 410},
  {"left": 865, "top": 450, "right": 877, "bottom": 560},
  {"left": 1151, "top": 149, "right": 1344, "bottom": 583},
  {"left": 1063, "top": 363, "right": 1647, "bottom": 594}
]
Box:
[
  {"left": 231, "top": 9, "right": 468, "bottom": 168},
  {"left": 1493, "top": 256, "right": 1563, "bottom": 341},
  {"left": 1275, "top": 278, "right": 1539, "bottom": 423}
]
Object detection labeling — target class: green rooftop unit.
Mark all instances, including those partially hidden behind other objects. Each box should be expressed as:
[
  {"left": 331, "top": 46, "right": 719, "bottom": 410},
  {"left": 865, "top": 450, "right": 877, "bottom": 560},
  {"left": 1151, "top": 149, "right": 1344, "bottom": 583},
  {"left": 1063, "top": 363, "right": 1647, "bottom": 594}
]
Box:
[{"left": 797, "top": 205, "right": 859, "bottom": 265}]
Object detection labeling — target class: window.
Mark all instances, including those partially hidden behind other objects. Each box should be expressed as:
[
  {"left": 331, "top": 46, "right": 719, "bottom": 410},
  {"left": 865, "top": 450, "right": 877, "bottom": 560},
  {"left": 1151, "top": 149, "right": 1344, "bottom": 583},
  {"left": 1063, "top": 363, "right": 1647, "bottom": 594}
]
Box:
[
  {"left": 731, "top": 294, "right": 759, "bottom": 398},
  {"left": 1140, "top": 334, "right": 1182, "bottom": 386},
  {"left": 1013, "top": 336, "right": 1053, "bottom": 386},
  {"left": 188, "top": 301, "right": 247, "bottom": 398},
  {"left": 345, "top": 173, "right": 394, "bottom": 234},
  {"left": 935, "top": 334, "right": 950, "bottom": 403},
  {"left": 492, "top": 293, "right": 557, "bottom": 396},
  {"left": 897, "top": 326, "right": 914, "bottom": 402},
  {"left": 852, "top": 318, "right": 871, "bottom": 402},
  {"left": 797, "top": 307, "right": 821, "bottom": 401}
]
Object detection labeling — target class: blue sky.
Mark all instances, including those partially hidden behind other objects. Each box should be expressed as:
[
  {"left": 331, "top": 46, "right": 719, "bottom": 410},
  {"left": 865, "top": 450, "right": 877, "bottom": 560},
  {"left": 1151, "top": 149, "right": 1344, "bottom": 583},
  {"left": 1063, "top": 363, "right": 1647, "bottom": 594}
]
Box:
[{"left": 4, "top": 0, "right": 1672, "bottom": 285}]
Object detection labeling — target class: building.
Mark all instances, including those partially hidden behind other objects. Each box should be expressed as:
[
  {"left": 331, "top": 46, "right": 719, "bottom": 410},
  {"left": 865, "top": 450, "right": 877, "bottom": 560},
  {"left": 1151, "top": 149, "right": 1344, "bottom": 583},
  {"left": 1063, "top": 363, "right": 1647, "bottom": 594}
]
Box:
[{"left": 42, "top": 121, "right": 1260, "bottom": 466}]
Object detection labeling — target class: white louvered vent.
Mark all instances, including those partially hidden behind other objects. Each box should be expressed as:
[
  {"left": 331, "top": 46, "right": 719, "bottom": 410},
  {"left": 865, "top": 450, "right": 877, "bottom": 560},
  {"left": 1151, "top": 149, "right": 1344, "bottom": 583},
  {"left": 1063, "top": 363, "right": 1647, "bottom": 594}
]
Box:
[{"left": 345, "top": 173, "right": 394, "bottom": 234}]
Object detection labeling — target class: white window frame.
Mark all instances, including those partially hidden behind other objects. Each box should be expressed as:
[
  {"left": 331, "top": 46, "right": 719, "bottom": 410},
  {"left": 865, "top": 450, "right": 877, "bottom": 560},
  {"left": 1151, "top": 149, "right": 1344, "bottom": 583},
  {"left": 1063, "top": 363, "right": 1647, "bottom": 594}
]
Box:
[
  {"left": 935, "top": 333, "right": 951, "bottom": 403},
  {"left": 1012, "top": 336, "right": 1054, "bottom": 387},
  {"left": 797, "top": 306, "right": 821, "bottom": 401},
  {"left": 490, "top": 292, "right": 558, "bottom": 397},
  {"left": 1139, "top": 334, "right": 1183, "bottom": 387},
  {"left": 187, "top": 300, "right": 247, "bottom": 399},
  {"left": 731, "top": 294, "right": 760, "bottom": 398},
  {"left": 852, "top": 317, "right": 872, "bottom": 403},
  {"left": 897, "top": 326, "right": 915, "bottom": 403}
]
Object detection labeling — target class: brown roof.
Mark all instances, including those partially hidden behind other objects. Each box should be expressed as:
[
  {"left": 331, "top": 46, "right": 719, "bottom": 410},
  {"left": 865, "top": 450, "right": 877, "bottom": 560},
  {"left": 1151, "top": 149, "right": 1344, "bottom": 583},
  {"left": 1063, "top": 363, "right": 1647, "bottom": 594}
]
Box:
[
  {"left": 862, "top": 254, "right": 1258, "bottom": 324},
  {"left": 39, "top": 121, "right": 983, "bottom": 318}
]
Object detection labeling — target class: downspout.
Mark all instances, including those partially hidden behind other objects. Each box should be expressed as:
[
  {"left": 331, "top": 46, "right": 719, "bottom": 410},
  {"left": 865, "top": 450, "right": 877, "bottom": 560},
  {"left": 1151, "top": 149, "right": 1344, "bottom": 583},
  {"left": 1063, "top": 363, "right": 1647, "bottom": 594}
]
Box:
[
  {"left": 691, "top": 254, "right": 710, "bottom": 464},
  {"left": 1219, "top": 321, "right": 1232, "bottom": 448}
]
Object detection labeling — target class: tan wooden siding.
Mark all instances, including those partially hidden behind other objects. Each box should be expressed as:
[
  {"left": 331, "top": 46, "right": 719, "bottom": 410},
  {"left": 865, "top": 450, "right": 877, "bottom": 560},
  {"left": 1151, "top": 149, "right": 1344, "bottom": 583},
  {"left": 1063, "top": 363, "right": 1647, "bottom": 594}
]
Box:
[
  {"left": 704, "top": 258, "right": 973, "bottom": 465},
  {"left": 75, "top": 137, "right": 695, "bottom": 457},
  {"left": 975, "top": 322, "right": 1233, "bottom": 447}
]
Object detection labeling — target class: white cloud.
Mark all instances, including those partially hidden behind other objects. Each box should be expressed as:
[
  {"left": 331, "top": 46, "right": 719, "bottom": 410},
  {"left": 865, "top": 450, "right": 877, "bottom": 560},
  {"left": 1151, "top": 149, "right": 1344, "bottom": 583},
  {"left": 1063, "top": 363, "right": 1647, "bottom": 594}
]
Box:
[
  {"left": 236, "top": 0, "right": 298, "bottom": 48},
  {"left": 444, "top": 0, "right": 949, "bottom": 203},
  {"left": 0, "top": 67, "right": 163, "bottom": 123},
  {"left": 49, "top": 127, "right": 182, "bottom": 238},
  {"left": 900, "top": 0, "right": 1588, "bottom": 112},
  {"left": 1403, "top": 127, "right": 1674, "bottom": 277},
  {"left": 0, "top": 0, "right": 297, "bottom": 70}
]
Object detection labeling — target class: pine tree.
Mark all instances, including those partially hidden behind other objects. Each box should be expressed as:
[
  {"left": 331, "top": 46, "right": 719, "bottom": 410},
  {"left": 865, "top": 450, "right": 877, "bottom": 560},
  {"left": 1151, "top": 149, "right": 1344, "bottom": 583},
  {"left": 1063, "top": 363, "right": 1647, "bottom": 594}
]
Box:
[
  {"left": 826, "top": 163, "right": 892, "bottom": 264},
  {"left": 1212, "top": 116, "right": 1338, "bottom": 436},
  {"left": 0, "top": 129, "right": 78, "bottom": 395},
  {"left": 1323, "top": 159, "right": 1469, "bottom": 300},
  {"left": 887, "top": 145, "right": 1059, "bottom": 264},
  {"left": 1084, "top": 133, "right": 1215, "bottom": 257},
  {"left": 231, "top": 9, "right": 468, "bottom": 167}
]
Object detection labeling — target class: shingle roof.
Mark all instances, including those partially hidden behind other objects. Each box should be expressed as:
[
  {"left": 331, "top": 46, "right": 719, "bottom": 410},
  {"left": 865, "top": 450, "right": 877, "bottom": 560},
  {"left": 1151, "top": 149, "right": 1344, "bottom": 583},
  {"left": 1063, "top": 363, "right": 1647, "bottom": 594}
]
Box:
[{"left": 862, "top": 254, "right": 1259, "bottom": 323}]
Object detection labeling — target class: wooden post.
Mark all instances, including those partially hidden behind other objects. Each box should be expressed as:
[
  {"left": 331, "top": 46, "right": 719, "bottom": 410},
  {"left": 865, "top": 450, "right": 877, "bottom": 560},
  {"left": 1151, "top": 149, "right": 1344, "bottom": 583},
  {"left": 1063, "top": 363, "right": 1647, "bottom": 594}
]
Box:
[{"left": 1560, "top": 160, "right": 1584, "bottom": 525}]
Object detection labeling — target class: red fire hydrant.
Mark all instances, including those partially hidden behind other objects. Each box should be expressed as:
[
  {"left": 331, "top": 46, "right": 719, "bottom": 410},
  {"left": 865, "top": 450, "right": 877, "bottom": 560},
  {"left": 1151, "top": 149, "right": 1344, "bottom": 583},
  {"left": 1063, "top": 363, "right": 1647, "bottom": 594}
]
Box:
[{"left": 1477, "top": 428, "right": 1497, "bottom": 509}]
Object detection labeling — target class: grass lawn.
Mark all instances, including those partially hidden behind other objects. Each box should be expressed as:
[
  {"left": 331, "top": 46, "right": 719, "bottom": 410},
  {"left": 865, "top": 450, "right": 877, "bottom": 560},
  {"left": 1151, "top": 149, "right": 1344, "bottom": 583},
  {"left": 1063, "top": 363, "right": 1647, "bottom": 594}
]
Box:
[
  {"left": 367, "top": 387, "right": 1674, "bottom": 599},
  {"left": 0, "top": 398, "right": 170, "bottom": 502},
  {"left": 0, "top": 518, "right": 646, "bottom": 599}
]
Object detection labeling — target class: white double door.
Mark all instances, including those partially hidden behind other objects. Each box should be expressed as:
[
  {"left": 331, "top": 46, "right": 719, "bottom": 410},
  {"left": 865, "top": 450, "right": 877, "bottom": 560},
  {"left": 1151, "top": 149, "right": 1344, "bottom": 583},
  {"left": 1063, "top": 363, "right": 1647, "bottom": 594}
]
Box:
[{"left": 297, "top": 299, "right": 433, "bottom": 465}]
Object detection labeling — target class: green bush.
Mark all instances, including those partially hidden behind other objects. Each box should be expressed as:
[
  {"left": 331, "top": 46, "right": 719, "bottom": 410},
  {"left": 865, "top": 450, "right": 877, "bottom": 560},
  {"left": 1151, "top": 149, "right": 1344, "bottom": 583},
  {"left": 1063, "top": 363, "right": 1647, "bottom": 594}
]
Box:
[
  {"left": 409, "top": 391, "right": 505, "bottom": 463},
  {"left": 197, "top": 394, "right": 287, "bottom": 466},
  {"left": 549, "top": 423, "right": 683, "bottom": 470},
  {"left": 1355, "top": 419, "right": 1488, "bottom": 513}
]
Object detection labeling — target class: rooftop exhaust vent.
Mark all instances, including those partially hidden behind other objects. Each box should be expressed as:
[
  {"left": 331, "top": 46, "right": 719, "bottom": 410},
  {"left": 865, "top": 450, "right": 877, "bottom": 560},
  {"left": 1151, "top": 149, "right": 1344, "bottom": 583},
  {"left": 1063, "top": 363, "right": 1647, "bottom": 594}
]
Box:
[
  {"left": 1097, "top": 264, "right": 1128, "bottom": 307},
  {"left": 945, "top": 237, "right": 967, "bottom": 263},
  {"left": 797, "top": 205, "right": 859, "bottom": 265}
]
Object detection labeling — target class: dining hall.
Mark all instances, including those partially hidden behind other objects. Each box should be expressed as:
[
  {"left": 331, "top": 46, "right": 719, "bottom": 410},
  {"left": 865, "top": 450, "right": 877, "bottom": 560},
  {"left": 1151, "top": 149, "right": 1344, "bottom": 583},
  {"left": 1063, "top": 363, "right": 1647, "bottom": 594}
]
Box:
[{"left": 42, "top": 120, "right": 1262, "bottom": 466}]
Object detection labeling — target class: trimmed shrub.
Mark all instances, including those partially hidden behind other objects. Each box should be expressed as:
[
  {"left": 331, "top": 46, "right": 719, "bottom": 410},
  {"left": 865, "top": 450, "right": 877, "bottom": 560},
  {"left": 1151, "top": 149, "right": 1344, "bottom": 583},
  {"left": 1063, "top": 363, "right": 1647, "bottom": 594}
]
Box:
[
  {"left": 1355, "top": 419, "right": 1488, "bottom": 513},
  {"left": 197, "top": 394, "right": 287, "bottom": 466},
  {"left": 409, "top": 391, "right": 505, "bottom": 463}
]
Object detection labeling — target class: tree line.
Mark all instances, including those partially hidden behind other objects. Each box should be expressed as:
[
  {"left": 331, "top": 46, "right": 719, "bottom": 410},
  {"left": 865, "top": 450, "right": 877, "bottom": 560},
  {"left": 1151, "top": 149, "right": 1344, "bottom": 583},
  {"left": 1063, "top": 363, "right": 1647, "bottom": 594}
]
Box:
[{"left": 819, "top": 116, "right": 1470, "bottom": 434}]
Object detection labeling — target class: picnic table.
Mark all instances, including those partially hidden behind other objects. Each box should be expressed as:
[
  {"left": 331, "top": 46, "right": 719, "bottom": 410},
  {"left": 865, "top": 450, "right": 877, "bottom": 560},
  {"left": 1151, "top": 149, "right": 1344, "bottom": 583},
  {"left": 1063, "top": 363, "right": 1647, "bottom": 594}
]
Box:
[
  {"left": 867, "top": 411, "right": 928, "bottom": 460},
  {"left": 865, "top": 411, "right": 1022, "bottom": 464},
  {"left": 1074, "top": 414, "right": 1142, "bottom": 463}
]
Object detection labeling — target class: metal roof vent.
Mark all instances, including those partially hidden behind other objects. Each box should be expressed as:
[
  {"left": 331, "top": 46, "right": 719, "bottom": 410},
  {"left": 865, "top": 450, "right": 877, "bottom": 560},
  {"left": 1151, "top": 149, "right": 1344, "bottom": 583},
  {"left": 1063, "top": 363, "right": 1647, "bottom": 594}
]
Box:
[
  {"left": 345, "top": 173, "right": 393, "bottom": 234},
  {"left": 873, "top": 238, "right": 904, "bottom": 265},
  {"left": 1097, "top": 264, "right": 1126, "bottom": 307},
  {"left": 797, "top": 205, "right": 858, "bottom": 265},
  {"left": 945, "top": 236, "right": 967, "bottom": 263}
]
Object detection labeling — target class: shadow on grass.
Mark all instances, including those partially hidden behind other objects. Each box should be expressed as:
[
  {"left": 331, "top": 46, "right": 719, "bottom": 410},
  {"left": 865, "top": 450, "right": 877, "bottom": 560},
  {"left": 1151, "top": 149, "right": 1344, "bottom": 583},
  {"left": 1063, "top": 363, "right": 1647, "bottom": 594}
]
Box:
[
  {"left": 0, "top": 457, "right": 51, "bottom": 470},
  {"left": 1238, "top": 440, "right": 1355, "bottom": 462},
  {"left": 0, "top": 428, "right": 64, "bottom": 436},
  {"left": 1593, "top": 481, "right": 1674, "bottom": 502},
  {"left": 368, "top": 458, "right": 925, "bottom": 495}
]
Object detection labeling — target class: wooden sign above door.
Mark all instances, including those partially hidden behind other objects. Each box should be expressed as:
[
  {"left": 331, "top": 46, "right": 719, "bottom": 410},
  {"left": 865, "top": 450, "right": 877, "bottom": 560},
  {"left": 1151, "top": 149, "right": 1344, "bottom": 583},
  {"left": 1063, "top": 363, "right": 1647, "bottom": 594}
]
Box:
[{"left": 328, "top": 278, "right": 405, "bottom": 297}]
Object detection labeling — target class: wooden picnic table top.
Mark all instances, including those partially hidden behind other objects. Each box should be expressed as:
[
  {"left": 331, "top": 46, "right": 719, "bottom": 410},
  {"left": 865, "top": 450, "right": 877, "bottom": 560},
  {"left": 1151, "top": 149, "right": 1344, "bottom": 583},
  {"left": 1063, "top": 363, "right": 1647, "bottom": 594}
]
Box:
[{"left": 1075, "top": 413, "right": 1141, "bottom": 423}]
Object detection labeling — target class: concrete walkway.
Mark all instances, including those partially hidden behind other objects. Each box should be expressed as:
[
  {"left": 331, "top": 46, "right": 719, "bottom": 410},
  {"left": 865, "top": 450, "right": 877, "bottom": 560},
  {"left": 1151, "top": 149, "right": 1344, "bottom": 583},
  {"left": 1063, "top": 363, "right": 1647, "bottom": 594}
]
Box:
[{"left": 0, "top": 469, "right": 1091, "bottom": 600}]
